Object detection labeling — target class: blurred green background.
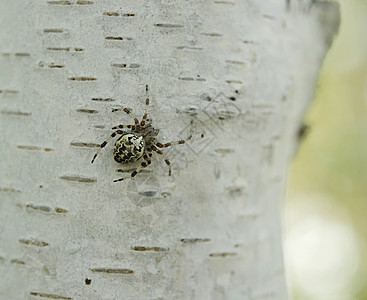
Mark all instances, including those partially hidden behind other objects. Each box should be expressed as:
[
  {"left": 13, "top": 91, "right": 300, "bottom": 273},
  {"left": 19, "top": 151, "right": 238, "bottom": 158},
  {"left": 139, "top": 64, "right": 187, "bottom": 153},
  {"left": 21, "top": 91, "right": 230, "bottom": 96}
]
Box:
[{"left": 286, "top": 0, "right": 367, "bottom": 299}]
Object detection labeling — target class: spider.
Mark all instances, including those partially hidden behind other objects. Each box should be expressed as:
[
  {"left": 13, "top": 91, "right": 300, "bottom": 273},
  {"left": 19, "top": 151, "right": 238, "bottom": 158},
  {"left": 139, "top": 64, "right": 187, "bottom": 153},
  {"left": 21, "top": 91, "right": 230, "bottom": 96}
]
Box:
[{"left": 91, "top": 85, "right": 191, "bottom": 182}]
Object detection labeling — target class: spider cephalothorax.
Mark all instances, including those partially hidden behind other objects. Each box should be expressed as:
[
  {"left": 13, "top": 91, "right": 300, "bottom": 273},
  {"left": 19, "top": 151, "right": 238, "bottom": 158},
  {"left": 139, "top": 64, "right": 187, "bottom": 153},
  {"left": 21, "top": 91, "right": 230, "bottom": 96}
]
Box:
[{"left": 91, "top": 85, "right": 191, "bottom": 182}]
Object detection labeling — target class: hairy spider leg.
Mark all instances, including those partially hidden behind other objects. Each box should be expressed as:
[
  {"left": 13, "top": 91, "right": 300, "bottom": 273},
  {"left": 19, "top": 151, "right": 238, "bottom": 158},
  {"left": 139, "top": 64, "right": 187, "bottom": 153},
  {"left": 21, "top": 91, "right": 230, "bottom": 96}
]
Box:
[
  {"left": 112, "top": 108, "right": 140, "bottom": 129},
  {"left": 147, "top": 148, "right": 153, "bottom": 158},
  {"left": 113, "top": 154, "right": 151, "bottom": 182},
  {"left": 140, "top": 85, "right": 150, "bottom": 127},
  {"left": 156, "top": 135, "right": 192, "bottom": 149},
  {"left": 91, "top": 130, "right": 126, "bottom": 163},
  {"left": 151, "top": 146, "right": 172, "bottom": 176},
  {"left": 112, "top": 124, "right": 135, "bottom": 130}
]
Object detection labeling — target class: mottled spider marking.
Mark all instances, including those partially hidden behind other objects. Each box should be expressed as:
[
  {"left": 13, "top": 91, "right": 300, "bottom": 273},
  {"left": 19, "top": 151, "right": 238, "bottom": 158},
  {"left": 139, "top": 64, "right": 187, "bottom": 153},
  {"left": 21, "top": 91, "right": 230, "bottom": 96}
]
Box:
[{"left": 113, "top": 134, "right": 145, "bottom": 163}]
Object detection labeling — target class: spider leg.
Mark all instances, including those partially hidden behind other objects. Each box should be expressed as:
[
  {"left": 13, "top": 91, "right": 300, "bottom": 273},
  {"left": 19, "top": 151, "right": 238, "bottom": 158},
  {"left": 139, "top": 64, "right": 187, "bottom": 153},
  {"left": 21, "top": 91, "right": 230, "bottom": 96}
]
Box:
[
  {"left": 140, "top": 85, "right": 149, "bottom": 127},
  {"left": 112, "top": 108, "right": 140, "bottom": 129},
  {"left": 147, "top": 148, "right": 153, "bottom": 158},
  {"left": 113, "top": 154, "right": 151, "bottom": 182},
  {"left": 156, "top": 135, "right": 192, "bottom": 149},
  {"left": 112, "top": 124, "right": 135, "bottom": 130},
  {"left": 91, "top": 130, "right": 125, "bottom": 163},
  {"left": 151, "top": 145, "right": 171, "bottom": 176}
]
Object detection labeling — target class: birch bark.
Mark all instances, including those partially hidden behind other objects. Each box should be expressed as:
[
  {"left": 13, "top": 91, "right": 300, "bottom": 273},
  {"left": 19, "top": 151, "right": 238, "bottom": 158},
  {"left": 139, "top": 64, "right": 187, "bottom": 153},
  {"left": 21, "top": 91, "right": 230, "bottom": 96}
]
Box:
[{"left": 0, "top": 1, "right": 339, "bottom": 299}]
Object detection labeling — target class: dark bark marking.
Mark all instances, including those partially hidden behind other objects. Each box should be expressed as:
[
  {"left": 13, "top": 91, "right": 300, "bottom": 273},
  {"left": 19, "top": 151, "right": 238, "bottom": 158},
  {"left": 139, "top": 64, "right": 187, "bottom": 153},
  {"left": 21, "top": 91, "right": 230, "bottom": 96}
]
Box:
[
  {"left": 209, "top": 252, "right": 237, "bottom": 258},
  {"left": 43, "top": 29, "right": 64, "bottom": 33},
  {"left": 68, "top": 77, "right": 96, "bottom": 81},
  {"left": 60, "top": 176, "right": 96, "bottom": 183},
  {"left": 70, "top": 142, "right": 100, "bottom": 148},
  {"left": 15, "top": 52, "right": 31, "bottom": 57},
  {"left": 181, "top": 238, "right": 211, "bottom": 244},
  {"left": 76, "top": 109, "right": 98, "bottom": 114},
  {"left": 90, "top": 268, "right": 133, "bottom": 274},
  {"left": 19, "top": 239, "right": 49, "bottom": 247},
  {"left": 132, "top": 246, "right": 169, "bottom": 252},
  {"left": 91, "top": 97, "right": 114, "bottom": 102},
  {"left": 29, "top": 292, "right": 72, "bottom": 299},
  {"left": 154, "top": 23, "right": 184, "bottom": 28},
  {"left": 0, "top": 110, "right": 31, "bottom": 116}
]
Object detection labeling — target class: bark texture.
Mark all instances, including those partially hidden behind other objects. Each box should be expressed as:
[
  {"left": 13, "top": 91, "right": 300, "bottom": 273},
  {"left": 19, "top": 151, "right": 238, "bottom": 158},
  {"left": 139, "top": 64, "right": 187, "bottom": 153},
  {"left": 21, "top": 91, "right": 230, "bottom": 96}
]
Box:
[{"left": 0, "top": 1, "right": 339, "bottom": 299}]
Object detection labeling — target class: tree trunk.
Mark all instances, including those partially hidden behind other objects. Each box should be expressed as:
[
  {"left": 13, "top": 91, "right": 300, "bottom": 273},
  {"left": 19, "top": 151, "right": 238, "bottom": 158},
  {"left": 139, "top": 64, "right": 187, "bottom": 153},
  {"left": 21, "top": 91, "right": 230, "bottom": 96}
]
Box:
[{"left": 0, "top": 1, "right": 339, "bottom": 299}]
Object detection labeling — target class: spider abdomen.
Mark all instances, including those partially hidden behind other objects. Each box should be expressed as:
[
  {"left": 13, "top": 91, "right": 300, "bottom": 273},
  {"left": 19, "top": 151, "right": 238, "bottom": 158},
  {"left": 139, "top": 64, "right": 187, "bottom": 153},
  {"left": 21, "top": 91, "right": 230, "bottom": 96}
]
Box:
[{"left": 114, "top": 133, "right": 145, "bottom": 163}]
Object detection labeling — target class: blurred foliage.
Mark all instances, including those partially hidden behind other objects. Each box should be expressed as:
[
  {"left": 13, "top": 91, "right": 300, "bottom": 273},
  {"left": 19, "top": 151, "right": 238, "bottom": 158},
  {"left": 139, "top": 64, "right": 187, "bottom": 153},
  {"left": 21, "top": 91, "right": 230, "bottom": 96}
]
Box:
[{"left": 288, "top": 0, "right": 367, "bottom": 299}]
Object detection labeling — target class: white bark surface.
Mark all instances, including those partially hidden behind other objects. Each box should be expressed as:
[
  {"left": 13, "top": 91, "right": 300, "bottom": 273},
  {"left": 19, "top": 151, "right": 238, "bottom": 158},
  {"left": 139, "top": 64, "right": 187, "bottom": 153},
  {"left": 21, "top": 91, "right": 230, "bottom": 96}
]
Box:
[{"left": 0, "top": 1, "right": 339, "bottom": 299}]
